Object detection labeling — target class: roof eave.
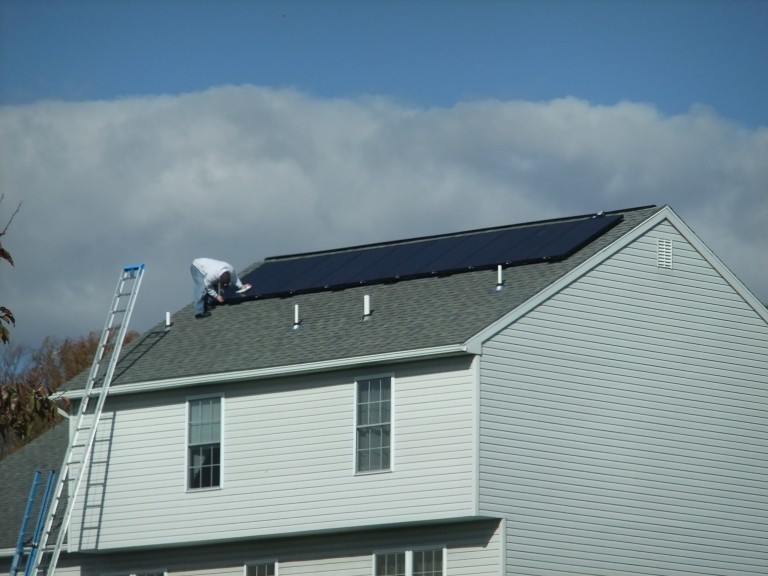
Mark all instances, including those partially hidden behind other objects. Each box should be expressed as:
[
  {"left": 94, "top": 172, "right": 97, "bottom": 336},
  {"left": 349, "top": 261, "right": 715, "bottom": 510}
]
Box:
[{"left": 59, "top": 344, "right": 473, "bottom": 399}]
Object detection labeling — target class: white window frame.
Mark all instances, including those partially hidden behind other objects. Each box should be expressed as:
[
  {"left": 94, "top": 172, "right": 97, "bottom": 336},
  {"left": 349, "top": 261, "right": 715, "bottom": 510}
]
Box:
[
  {"left": 354, "top": 373, "right": 395, "bottom": 474},
  {"left": 244, "top": 559, "right": 278, "bottom": 576},
  {"left": 372, "top": 546, "right": 447, "bottom": 576},
  {"left": 185, "top": 394, "right": 224, "bottom": 491}
]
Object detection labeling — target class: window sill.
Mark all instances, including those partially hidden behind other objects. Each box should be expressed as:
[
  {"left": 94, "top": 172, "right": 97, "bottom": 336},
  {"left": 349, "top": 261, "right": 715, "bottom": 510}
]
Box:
[
  {"left": 186, "top": 485, "right": 223, "bottom": 493},
  {"left": 354, "top": 468, "right": 393, "bottom": 477}
]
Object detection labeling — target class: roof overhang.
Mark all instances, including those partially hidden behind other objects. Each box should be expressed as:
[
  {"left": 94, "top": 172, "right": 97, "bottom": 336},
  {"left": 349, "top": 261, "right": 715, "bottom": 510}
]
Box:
[{"left": 60, "top": 344, "right": 473, "bottom": 399}]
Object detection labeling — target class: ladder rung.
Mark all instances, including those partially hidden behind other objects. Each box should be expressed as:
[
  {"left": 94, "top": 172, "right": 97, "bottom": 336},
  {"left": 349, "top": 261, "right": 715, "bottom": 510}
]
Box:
[{"left": 24, "top": 264, "right": 144, "bottom": 576}]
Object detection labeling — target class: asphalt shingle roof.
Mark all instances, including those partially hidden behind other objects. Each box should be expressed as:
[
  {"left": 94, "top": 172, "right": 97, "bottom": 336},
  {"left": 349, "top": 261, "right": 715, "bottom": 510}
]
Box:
[
  {"left": 63, "top": 205, "right": 661, "bottom": 390},
  {"left": 0, "top": 423, "right": 68, "bottom": 551}
]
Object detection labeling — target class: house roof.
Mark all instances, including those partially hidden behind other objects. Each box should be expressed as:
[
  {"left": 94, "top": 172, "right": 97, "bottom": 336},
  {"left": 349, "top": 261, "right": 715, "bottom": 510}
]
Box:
[
  {"left": 61, "top": 205, "right": 662, "bottom": 393},
  {"left": 0, "top": 423, "right": 69, "bottom": 554}
]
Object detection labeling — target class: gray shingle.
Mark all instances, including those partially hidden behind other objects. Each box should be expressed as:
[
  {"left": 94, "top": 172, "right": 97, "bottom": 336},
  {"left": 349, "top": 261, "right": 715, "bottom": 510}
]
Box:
[
  {"left": 63, "top": 205, "right": 661, "bottom": 390},
  {"left": 0, "top": 423, "right": 68, "bottom": 550}
]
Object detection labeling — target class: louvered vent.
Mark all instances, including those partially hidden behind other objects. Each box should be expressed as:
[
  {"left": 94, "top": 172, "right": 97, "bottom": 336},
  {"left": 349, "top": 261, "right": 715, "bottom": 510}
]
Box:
[{"left": 657, "top": 237, "right": 673, "bottom": 269}]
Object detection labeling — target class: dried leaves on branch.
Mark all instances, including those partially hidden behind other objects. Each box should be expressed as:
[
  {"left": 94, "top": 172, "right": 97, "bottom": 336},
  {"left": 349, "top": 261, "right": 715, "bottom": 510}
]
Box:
[
  {"left": 0, "top": 197, "right": 71, "bottom": 454},
  {"left": 1, "top": 196, "right": 140, "bottom": 456},
  {"left": 1, "top": 331, "right": 136, "bottom": 455},
  {"left": 1, "top": 194, "right": 21, "bottom": 344}
]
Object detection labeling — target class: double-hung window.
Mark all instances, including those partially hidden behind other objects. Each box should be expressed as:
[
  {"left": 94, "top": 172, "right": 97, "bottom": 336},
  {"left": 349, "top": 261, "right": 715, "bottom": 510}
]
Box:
[
  {"left": 188, "top": 396, "right": 221, "bottom": 489},
  {"left": 374, "top": 549, "right": 444, "bottom": 576},
  {"left": 356, "top": 376, "right": 392, "bottom": 473}
]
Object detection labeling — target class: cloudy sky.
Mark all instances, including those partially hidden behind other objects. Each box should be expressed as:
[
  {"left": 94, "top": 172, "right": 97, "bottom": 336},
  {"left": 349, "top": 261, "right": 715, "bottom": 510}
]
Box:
[{"left": 0, "top": 0, "right": 766, "bottom": 352}]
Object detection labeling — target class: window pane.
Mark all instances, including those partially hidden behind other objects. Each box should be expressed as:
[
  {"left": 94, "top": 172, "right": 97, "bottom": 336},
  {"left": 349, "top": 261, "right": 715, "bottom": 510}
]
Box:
[
  {"left": 371, "top": 426, "right": 381, "bottom": 449},
  {"left": 413, "top": 549, "right": 442, "bottom": 576},
  {"left": 211, "top": 397, "right": 221, "bottom": 423},
  {"left": 189, "top": 443, "right": 221, "bottom": 489},
  {"left": 358, "top": 427, "right": 370, "bottom": 450},
  {"left": 358, "top": 446, "right": 370, "bottom": 472},
  {"left": 376, "top": 553, "right": 405, "bottom": 576},
  {"left": 189, "top": 398, "right": 221, "bottom": 443},
  {"left": 190, "top": 401, "right": 200, "bottom": 423},
  {"left": 189, "top": 423, "right": 200, "bottom": 445}
]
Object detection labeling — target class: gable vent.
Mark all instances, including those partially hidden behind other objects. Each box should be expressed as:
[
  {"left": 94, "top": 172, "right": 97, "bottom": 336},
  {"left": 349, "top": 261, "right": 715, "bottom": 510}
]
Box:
[{"left": 657, "top": 237, "right": 673, "bottom": 269}]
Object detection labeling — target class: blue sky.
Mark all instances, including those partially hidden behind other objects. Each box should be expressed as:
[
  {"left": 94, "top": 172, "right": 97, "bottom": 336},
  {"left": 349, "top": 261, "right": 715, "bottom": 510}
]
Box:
[
  {"left": 1, "top": 0, "right": 766, "bottom": 349},
  {"left": 2, "top": 0, "right": 766, "bottom": 126}
]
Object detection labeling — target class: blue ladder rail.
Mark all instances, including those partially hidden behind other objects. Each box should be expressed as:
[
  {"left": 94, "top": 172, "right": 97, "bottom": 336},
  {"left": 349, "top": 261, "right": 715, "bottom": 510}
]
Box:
[
  {"left": 9, "top": 471, "right": 41, "bottom": 575},
  {"left": 11, "top": 471, "right": 56, "bottom": 576}
]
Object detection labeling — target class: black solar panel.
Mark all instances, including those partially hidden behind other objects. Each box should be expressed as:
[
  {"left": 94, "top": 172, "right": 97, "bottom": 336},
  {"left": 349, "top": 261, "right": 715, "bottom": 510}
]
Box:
[{"left": 234, "top": 214, "right": 622, "bottom": 299}]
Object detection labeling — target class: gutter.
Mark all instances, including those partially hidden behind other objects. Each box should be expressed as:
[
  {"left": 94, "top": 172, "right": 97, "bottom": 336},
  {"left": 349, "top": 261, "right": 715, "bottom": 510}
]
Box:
[{"left": 59, "top": 344, "right": 472, "bottom": 399}]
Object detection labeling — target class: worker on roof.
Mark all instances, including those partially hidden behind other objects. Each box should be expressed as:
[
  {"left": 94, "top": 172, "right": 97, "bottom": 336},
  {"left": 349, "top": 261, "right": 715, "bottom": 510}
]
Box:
[{"left": 190, "top": 258, "right": 251, "bottom": 319}]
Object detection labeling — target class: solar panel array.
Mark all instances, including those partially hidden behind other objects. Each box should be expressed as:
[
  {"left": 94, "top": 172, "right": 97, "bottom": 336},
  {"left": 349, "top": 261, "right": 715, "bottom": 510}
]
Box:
[{"left": 235, "top": 214, "right": 622, "bottom": 299}]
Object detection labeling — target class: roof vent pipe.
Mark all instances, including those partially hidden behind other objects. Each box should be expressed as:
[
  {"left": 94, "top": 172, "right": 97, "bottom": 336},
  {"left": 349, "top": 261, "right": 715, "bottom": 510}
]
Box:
[
  {"left": 292, "top": 304, "right": 301, "bottom": 330},
  {"left": 496, "top": 265, "right": 504, "bottom": 291},
  {"left": 165, "top": 311, "right": 172, "bottom": 329},
  {"left": 363, "top": 294, "right": 371, "bottom": 320}
]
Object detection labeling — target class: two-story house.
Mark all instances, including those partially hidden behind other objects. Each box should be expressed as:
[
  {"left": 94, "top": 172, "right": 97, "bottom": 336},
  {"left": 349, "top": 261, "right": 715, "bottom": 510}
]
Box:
[{"left": 2, "top": 204, "right": 766, "bottom": 575}]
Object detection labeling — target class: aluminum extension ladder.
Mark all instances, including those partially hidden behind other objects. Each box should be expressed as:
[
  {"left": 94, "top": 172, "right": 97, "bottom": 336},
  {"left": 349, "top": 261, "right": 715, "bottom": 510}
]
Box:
[
  {"left": 19, "top": 264, "right": 145, "bottom": 576},
  {"left": 9, "top": 470, "right": 56, "bottom": 576}
]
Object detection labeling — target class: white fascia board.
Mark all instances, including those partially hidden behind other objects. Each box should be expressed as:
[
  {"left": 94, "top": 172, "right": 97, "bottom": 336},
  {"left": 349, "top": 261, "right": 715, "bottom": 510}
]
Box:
[
  {"left": 61, "top": 344, "right": 471, "bottom": 399},
  {"left": 465, "top": 206, "right": 674, "bottom": 352}
]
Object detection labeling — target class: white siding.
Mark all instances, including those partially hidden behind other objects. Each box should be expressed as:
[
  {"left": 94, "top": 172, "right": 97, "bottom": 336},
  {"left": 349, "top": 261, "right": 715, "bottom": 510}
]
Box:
[
  {"left": 479, "top": 221, "right": 768, "bottom": 575},
  {"left": 72, "top": 520, "right": 501, "bottom": 576},
  {"left": 70, "top": 357, "right": 477, "bottom": 550}
]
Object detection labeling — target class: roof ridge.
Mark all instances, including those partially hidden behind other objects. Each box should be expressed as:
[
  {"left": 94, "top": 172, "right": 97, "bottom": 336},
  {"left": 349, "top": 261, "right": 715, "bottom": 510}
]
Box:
[{"left": 265, "top": 205, "right": 657, "bottom": 261}]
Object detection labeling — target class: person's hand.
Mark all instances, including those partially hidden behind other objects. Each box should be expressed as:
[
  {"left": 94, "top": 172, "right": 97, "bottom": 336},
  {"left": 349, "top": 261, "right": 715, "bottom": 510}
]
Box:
[{"left": 216, "top": 294, "right": 225, "bottom": 303}]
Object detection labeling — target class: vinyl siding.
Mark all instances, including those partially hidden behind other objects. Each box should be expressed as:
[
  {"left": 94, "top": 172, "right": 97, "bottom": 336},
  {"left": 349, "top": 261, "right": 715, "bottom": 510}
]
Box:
[
  {"left": 70, "top": 357, "right": 477, "bottom": 551},
  {"left": 478, "top": 220, "right": 768, "bottom": 575},
  {"left": 70, "top": 519, "right": 501, "bottom": 576}
]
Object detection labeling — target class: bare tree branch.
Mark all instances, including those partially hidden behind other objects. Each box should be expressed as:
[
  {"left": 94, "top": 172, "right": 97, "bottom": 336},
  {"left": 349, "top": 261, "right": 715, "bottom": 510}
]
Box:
[{"left": 0, "top": 194, "right": 22, "bottom": 237}]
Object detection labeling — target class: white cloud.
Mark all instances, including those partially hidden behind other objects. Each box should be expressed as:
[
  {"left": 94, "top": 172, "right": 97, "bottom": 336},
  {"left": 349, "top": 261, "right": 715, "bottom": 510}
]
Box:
[{"left": 1, "top": 86, "right": 766, "bottom": 349}]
